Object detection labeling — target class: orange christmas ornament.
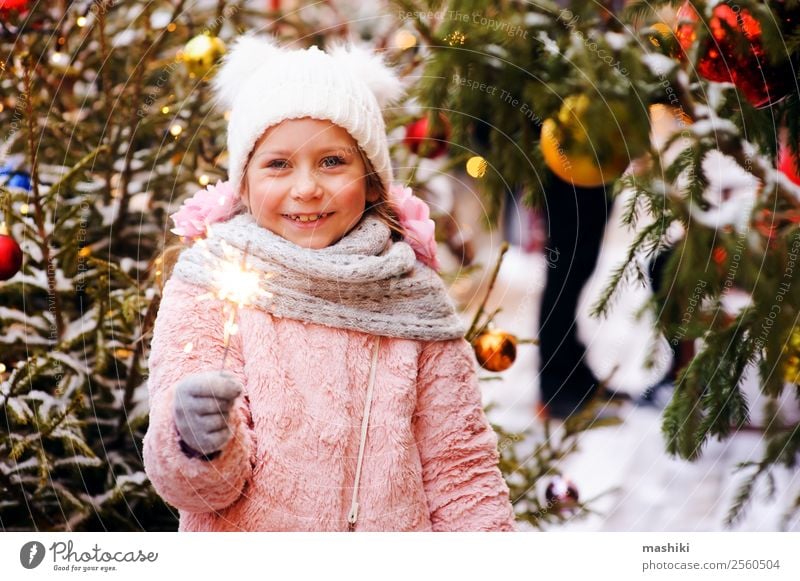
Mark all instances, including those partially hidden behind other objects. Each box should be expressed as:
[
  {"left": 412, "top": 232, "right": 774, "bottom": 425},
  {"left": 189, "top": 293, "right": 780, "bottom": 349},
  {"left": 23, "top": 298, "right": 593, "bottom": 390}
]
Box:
[{"left": 472, "top": 328, "right": 517, "bottom": 372}]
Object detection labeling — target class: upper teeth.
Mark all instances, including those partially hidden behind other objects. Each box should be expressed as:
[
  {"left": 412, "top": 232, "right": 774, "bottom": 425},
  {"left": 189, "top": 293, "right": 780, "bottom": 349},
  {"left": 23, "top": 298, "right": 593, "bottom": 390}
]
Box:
[{"left": 286, "top": 213, "right": 329, "bottom": 222}]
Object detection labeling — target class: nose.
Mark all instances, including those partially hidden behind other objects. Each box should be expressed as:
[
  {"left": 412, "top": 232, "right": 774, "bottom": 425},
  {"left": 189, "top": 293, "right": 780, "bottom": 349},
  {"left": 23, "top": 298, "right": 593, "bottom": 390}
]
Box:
[{"left": 290, "top": 168, "right": 322, "bottom": 201}]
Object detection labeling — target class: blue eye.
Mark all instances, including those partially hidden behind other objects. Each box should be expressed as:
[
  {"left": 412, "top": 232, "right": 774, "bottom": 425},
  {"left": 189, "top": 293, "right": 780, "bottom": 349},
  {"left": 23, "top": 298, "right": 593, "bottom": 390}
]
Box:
[
  {"left": 321, "top": 156, "right": 345, "bottom": 168},
  {"left": 266, "top": 159, "right": 288, "bottom": 169}
]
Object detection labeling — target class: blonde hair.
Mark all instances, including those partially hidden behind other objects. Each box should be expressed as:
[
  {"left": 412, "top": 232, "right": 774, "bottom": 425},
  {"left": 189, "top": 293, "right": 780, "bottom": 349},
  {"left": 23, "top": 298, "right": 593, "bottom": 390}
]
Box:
[{"left": 357, "top": 149, "right": 405, "bottom": 242}]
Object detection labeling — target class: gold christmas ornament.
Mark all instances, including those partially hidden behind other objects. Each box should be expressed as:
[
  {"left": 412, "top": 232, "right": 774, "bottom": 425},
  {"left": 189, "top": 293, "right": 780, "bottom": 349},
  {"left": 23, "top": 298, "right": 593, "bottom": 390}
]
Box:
[
  {"left": 466, "top": 156, "right": 488, "bottom": 178},
  {"left": 783, "top": 327, "right": 800, "bottom": 383},
  {"left": 648, "top": 22, "right": 672, "bottom": 46},
  {"left": 791, "top": 327, "right": 800, "bottom": 351},
  {"left": 180, "top": 34, "right": 227, "bottom": 79},
  {"left": 472, "top": 328, "right": 517, "bottom": 372},
  {"left": 784, "top": 355, "right": 800, "bottom": 384},
  {"left": 540, "top": 94, "right": 646, "bottom": 188},
  {"left": 646, "top": 22, "right": 682, "bottom": 58}
]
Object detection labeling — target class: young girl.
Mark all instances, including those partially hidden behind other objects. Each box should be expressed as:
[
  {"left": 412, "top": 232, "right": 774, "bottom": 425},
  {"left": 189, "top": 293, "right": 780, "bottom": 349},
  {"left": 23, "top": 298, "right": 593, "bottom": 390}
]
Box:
[{"left": 143, "top": 35, "right": 517, "bottom": 532}]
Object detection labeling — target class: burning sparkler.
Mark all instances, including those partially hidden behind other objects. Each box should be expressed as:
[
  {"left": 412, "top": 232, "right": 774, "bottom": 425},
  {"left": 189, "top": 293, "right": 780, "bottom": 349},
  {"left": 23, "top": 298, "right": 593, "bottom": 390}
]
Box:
[{"left": 195, "top": 236, "right": 270, "bottom": 369}]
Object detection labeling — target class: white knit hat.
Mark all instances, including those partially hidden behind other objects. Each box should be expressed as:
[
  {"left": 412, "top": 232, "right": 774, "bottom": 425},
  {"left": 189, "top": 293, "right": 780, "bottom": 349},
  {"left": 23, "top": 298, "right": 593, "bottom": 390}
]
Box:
[{"left": 212, "top": 35, "right": 405, "bottom": 194}]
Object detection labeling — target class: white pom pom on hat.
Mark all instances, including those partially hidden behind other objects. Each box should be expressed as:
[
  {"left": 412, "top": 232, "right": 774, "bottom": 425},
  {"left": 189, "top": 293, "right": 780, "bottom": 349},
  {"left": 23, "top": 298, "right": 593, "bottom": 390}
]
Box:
[
  {"left": 211, "top": 34, "right": 282, "bottom": 110},
  {"left": 327, "top": 41, "right": 405, "bottom": 109},
  {"left": 212, "top": 34, "right": 406, "bottom": 194}
]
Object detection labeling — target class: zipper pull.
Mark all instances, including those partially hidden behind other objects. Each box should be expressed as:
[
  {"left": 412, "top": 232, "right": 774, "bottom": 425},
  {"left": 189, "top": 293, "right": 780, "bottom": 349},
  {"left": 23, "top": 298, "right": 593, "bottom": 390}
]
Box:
[{"left": 347, "top": 504, "right": 358, "bottom": 532}]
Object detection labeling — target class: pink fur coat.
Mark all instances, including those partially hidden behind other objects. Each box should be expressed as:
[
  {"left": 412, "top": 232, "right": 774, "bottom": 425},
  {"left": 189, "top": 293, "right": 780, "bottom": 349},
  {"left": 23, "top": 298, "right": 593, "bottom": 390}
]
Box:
[{"left": 143, "top": 277, "right": 517, "bottom": 531}]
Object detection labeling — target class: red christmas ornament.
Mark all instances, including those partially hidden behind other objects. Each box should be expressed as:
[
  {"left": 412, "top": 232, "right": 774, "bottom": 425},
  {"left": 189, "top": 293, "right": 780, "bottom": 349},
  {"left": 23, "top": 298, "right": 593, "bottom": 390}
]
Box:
[
  {"left": 719, "top": 5, "right": 791, "bottom": 108},
  {"left": 0, "top": 0, "right": 30, "bottom": 12},
  {"left": 674, "top": 1, "right": 700, "bottom": 63},
  {"left": 712, "top": 246, "right": 728, "bottom": 265},
  {"left": 778, "top": 144, "right": 800, "bottom": 187},
  {"left": 677, "top": 2, "right": 794, "bottom": 107},
  {"left": 0, "top": 225, "right": 22, "bottom": 281},
  {"left": 403, "top": 114, "right": 451, "bottom": 159}
]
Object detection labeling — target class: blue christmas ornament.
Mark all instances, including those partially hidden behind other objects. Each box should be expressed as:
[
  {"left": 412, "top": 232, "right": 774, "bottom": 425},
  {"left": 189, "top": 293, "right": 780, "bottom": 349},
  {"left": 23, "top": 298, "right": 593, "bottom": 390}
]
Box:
[{"left": 7, "top": 171, "right": 31, "bottom": 191}]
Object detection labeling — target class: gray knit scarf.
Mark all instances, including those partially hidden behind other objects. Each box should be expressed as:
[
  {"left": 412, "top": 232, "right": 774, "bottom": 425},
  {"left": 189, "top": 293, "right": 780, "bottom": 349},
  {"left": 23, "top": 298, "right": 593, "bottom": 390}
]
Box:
[{"left": 172, "top": 213, "right": 466, "bottom": 341}]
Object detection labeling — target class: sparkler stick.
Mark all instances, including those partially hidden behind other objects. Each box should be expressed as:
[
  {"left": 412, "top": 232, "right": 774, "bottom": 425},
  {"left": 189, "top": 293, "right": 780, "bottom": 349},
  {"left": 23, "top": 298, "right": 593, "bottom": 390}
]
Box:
[{"left": 220, "top": 242, "right": 250, "bottom": 370}]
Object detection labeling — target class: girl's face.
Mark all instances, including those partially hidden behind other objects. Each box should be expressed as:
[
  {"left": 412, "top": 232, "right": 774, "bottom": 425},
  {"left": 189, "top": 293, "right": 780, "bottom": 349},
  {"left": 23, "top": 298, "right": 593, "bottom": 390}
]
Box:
[{"left": 242, "top": 118, "right": 377, "bottom": 249}]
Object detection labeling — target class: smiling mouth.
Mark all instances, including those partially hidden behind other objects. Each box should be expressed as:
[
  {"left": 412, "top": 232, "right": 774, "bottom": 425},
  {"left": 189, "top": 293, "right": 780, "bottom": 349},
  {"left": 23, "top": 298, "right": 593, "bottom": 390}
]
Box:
[{"left": 282, "top": 213, "right": 333, "bottom": 223}]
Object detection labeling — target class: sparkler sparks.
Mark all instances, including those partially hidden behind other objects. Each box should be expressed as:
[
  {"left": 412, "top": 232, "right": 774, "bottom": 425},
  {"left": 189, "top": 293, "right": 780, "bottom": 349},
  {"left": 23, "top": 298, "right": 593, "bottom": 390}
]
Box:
[{"left": 196, "top": 236, "right": 271, "bottom": 369}]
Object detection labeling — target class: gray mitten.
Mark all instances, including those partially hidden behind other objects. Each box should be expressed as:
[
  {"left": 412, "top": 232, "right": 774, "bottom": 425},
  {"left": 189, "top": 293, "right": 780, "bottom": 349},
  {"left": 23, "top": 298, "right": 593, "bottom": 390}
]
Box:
[{"left": 173, "top": 370, "right": 243, "bottom": 456}]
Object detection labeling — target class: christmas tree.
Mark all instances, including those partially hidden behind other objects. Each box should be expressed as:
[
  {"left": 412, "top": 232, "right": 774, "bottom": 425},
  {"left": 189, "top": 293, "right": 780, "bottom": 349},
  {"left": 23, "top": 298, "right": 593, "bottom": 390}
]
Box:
[
  {"left": 1, "top": 0, "right": 614, "bottom": 531},
  {"left": 404, "top": 0, "right": 800, "bottom": 526},
  {"left": 0, "top": 0, "right": 254, "bottom": 531}
]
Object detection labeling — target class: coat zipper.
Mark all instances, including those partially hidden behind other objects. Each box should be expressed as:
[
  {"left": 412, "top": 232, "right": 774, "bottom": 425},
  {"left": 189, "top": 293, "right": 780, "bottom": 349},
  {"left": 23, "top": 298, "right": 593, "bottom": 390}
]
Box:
[{"left": 347, "top": 335, "right": 381, "bottom": 532}]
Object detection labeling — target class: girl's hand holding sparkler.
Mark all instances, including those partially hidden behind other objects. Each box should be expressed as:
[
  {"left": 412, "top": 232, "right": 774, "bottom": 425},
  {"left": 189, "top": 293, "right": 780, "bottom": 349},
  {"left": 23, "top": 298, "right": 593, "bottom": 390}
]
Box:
[
  {"left": 173, "top": 370, "right": 243, "bottom": 456},
  {"left": 171, "top": 239, "right": 264, "bottom": 459}
]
